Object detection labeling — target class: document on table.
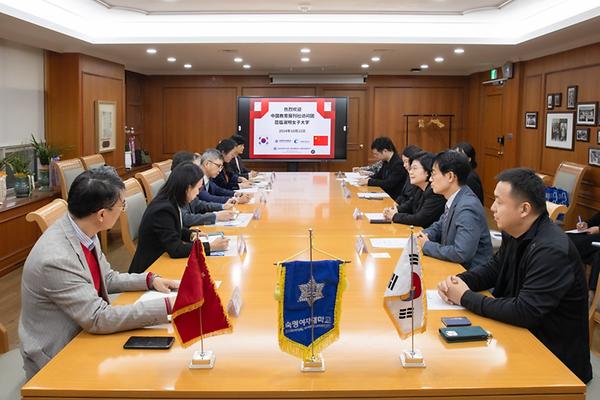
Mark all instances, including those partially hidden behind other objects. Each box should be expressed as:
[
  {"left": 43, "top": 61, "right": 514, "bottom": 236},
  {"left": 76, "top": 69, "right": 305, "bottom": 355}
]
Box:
[
  {"left": 426, "top": 290, "right": 465, "bottom": 310},
  {"left": 363, "top": 213, "right": 386, "bottom": 221},
  {"left": 565, "top": 229, "right": 585, "bottom": 234},
  {"left": 135, "top": 280, "right": 222, "bottom": 304},
  {"left": 204, "top": 235, "right": 240, "bottom": 257},
  {"left": 370, "top": 252, "right": 391, "bottom": 259},
  {"left": 214, "top": 213, "right": 253, "bottom": 227},
  {"left": 236, "top": 187, "right": 260, "bottom": 194},
  {"left": 370, "top": 237, "right": 408, "bottom": 248},
  {"left": 357, "top": 192, "right": 389, "bottom": 199}
]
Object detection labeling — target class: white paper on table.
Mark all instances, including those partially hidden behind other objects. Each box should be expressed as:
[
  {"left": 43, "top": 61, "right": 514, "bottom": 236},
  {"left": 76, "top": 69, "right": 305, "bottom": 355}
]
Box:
[
  {"left": 206, "top": 235, "right": 240, "bottom": 257},
  {"left": 214, "top": 213, "right": 253, "bottom": 227},
  {"left": 254, "top": 181, "right": 270, "bottom": 188},
  {"left": 344, "top": 172, "right": 362, "bottom": 179},
  {"left": 245, "top": 197, "right": 257, "bottom": 205},
  {"left": 363, "top": 213, "right": 386, "bottom": 221},
  {"left": 343, "top": 178, "right": 361, "bottom": 187},
  {"left": 565, "top": 229, "right": 585, "bottom": 234},
  {"left": 426, "top": 290, "right": 465, "bottom": 310},
  {"left": 370, "top": 238, "right": 408, "bottom": 248},
  {"left": 370, "top": 252, "right": 391, "bottom": 259},
  {"left": 236, "top": 187, "right": 259, "bottom": 194},
  {"left": 357, "top": 192, "right": 389, "bottom": 199}
]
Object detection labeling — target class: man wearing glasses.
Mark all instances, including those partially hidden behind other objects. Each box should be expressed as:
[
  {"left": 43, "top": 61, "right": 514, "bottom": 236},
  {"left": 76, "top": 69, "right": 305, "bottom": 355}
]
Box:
[
  {"left": 197, "top": 149, "right": 251, "bottom": 205},
  {"left": 19, "top": 166, "right": 179, "bottom": 380}
]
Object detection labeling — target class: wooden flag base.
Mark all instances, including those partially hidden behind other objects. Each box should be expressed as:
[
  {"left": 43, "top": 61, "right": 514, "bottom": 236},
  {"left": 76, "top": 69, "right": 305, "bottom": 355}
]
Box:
[
  {"left": 400, "top": 349, "right": 425, "bottom": 368},
  {"left": 189, "top": 350, "right": 215, "bottom": 369},
  {"left": 301, "top": 354, "right": 325, "bottom": 372}
]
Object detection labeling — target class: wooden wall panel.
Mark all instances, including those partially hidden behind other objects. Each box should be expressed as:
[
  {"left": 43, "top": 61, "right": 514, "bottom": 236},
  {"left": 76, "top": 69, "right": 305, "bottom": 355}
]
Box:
[
  {"left": 162, "top": 87, "right": 238, "bottom": 154},
  {"left": 518, "top": 74, "right": 543, "bottom": 170}
]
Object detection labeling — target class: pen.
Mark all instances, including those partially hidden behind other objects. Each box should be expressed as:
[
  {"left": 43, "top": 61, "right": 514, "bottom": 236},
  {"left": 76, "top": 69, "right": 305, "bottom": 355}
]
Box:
[{"left": 578, "top": 215, "right": 583, "bottom": 224}]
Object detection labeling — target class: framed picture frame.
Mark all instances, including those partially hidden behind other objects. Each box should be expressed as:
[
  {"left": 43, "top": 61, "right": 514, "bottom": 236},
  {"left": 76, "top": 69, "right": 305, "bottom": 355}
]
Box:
[
  {"left": 546, "top": 94, "right": 554, "bottom": 110},
  {"left": 597, "top": 130, "right": 600, "bottom": 144},
  {"left": 545, "top": 112, "right": 574, "bottom": 150},
  {"left": 589, "top": 148, "right": 600, "bottom": 167},
  {"left": 576, "top": 128, "right": 589, "bottom": 142},
  {"left": 95, "top": 100, "right": 117, "bottom": 153},
  {"left": 553, "top": 93, "right": 562, "bottom": 107},
  {"left": 576, "top": 102, "right": 598, "bottom": 126},
  {"left": 567, "top": 86, "right": 578, "bottom": 109},
  {"left": 525, "top": 112, "right": 538, "bottom": 129}
]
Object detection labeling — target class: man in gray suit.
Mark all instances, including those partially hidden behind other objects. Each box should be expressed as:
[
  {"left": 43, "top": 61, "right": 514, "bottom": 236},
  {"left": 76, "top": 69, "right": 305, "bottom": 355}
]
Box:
[
  {"left": 417, "top": 151, "right": 492, "bottom": 270},
  {"left": 19, "top": 167, "right": 179, "bottom": 380}
]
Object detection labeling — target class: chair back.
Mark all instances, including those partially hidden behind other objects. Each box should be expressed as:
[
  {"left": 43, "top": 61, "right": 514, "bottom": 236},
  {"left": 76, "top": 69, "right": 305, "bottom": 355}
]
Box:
[
  {"left": 553, "top": 162, "right": 587, "bottom": 205},
  {"left": 545, "top": 201, "right": 567, "bottom": 222},
  {"left": 55, "top": 158, "right": 85, "bottom": 199},
  {"left": 119, "top": 178, "right": 147, "bottom": 255},
  {"left": 25, "top": 198, "right": 68, "bottom": 233},
  {"left": 153, "top": 159, "right": 172, "bottom": 179},
  {"left": 0, "top": 322, "right": 8, "bottom": 354},
  {"left": 80, "top": 154, "right": 106, "bottom": 170},
  {"left": 135, "top": 167, "right": 165, "bottom": 203}
]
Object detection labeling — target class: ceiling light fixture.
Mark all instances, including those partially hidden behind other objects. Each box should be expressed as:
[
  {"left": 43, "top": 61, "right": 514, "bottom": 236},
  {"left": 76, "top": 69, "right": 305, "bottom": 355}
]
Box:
[
  {"left": 183, "top": 63, "right": 192, "bottom": 69},
  {"left": 300, "top": 48, "right": 311, "bottom": 53},
  {"left": 454, "top": 48, "right": 465, "bottom": 54},
  {"left": 361, "top": 64, "right": 369, "bottom": 69},
  {"left": 243, "top": 64, "right": 251, "bottom": 69},
  {"left": 420, "top": 64, "right": 429, "bottom": 69},
  {"left": 371, "top": 56, "right": 381, "bottom": 62},
  {"left": 435, "top": 57, "right": 444, "bottom": 63},
  {"left": 146, "top": 48, "right": 157, "bottom": 54},
  {"left": 234, "top": 57, "right": 243, "bottom": 63},
  {"left": 301, "top": 57, "right": 310, "bottom": 62},
  {"left": 167, "top": 57, "right": 176, "bottom": 62}
]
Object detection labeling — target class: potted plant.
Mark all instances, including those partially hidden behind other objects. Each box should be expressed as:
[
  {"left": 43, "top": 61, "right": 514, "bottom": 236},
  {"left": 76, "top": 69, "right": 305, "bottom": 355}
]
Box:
[
  {"left": 31, "top": 135, "right": 59, "bottom": 191},
  {"left": 8, "top": 153, "right": 33, "bottom": 198},
  {"left": 0, "top": 153, "right": 15, "bottom": 204}
]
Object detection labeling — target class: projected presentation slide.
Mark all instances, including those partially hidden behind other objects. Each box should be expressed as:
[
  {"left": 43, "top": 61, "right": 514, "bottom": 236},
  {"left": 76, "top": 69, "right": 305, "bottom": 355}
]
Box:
[{"left": 249, "top": 98, "right": 336, "bottom": 159}]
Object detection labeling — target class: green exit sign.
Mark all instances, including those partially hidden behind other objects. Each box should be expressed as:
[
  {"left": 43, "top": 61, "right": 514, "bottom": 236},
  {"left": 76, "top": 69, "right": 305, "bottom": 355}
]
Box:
[{"left": 490, "top": 69, "right": 498, "bottom": 80}]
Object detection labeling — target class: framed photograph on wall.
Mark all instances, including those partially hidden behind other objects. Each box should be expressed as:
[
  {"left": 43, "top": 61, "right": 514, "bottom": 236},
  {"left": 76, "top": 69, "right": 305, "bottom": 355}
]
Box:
[
  {"left": 553, "top": 93, "right": 562, "bottom": 107},
  {"left": 545, "top": 112, "right": 574, "bottom": 150},
  {"left": 95, "top": 100, "right": 117, "bottom": 153},
  {"left": 589, "top": 148, "right": 600, "bottom": 167},
  {"left": 546, "top": 94, "right": 554, "bottom": 110},
  {"left": 576, "top": 102, "right": 598, "bottom": 126},
  {"left": 597, "top": 130, "right": 600, "bottom": 144},
  {"left": 567, "top": 86, "right": 578, "bottom": 109},
  {"left": 576, "top": 128, "right": 590, "bottom": 142},
  {"left": 525, "top": 112, "right": 538, "bottom": 129}
]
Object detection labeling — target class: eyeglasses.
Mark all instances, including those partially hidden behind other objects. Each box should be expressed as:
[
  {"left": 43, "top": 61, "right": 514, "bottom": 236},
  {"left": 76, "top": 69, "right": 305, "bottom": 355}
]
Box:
[
  {"left": 208, "top": 160, "right": 224, "bottom": 170},
  {"left": 109, "top": 198, "right": 127, "bottom": 213}
]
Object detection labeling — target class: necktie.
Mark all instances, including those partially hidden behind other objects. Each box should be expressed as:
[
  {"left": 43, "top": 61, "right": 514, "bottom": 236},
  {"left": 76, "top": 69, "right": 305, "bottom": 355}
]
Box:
[{"left": 441, "top": 205, "right": 450, "bottom": 244}]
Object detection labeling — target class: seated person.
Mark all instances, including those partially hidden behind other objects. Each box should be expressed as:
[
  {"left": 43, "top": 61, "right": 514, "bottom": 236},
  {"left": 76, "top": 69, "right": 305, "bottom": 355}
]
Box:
[
  {"left": 417, "top": 151, "right": 492, "bottom": 270},
  {"left": 569, "top": 211, "right": 600, "bottom": 291},
  {"left": 395, "top": 144, "right": 422, "bottom": 206},
  {"left": 169, "top": 152, "right": 237, "bottom": 227},
  {"left": 454, "top": 142, "right": 484, "bottom": 204},
  {"left": 129, "top": 162, "right": 229, "bottom": 273},
  {"left": 437, "top": 168, "right": 592, "bottom": 383},
  {"left": 383, "top": 151, "right": 445, "bottom": 228},
  {"left": 19, "top": 166, "right": 179, "bottom": 380},
  {"left": 352, "top": 160, "right": 383, "bottom": 176},
  {"left": 230, "top": 134, "right": 258, "bottom": 179},
  {"left": 214, "top": 139, "right": 253, "bottom": 191},
  {"left": 197, "top": 149, "right": 251, "bottom": 205},
  {"left": 357, "top": 137, "right": 407, "bottom": 199}
]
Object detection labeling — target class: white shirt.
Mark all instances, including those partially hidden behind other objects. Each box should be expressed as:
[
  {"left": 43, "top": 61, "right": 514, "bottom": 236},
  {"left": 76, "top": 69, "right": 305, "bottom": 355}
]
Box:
[{"left": 445, "top": 187, "right": 461, "bottom": 210}]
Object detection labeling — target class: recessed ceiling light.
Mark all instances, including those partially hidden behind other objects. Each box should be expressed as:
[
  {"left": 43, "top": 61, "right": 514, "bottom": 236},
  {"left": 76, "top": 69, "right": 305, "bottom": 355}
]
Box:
[
  {"left": 371, "top": 56, "right": 381, "bottom": 62},
  {"left": 146, "top": 48, "right": 157, "bottom": 54},
  {"left": 243, "top": 64, "right": 251, "bottom": 69},
  {"left": 167, "top": 57, "right": 176, "bottom": 62},
  {"left": 300, "top": 48, "right": 311, "bottom": 53},
  {"left": 420, "top": 64, "right": 429, "bottom": 69},
  {"left": 454, "top": 48, "right": 465, "bottom": 54},
  {"left": 234, "top": 57, "right": 243, "bottom": 63},
  {"left": 183, "top": 63, "right": 192, "bottom": 69},
  {"left": 301, "top": 57, "right": 310, "bottom": 62},
  {"left": 361, "top": 64, "right": 370, "bottom": 69},
  {"left": 435, "top": 57, "right": 444, "bottom": 63}
]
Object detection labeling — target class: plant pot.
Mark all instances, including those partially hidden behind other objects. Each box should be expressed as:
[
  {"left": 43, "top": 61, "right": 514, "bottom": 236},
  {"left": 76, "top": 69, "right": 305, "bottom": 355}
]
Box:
[
  {"left": 0, "top": 175, "right": 6, "bottom": 204},
  {"left": 38, "top": 164, "right": 50, "bottom": 191},
  {"left": 14, "top": 175, "right": 31, "bottom": 198}
]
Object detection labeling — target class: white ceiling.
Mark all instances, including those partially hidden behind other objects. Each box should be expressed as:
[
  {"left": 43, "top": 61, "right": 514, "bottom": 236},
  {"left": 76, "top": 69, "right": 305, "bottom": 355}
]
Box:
[{"left": 0, "top": 0, "right": 599, "bottom": 75}]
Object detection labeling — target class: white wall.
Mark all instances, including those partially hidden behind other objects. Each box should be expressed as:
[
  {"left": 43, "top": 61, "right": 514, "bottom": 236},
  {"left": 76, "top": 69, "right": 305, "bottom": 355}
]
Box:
[{"left": 0, "top": 39, "right": 44, "bottom": 147}]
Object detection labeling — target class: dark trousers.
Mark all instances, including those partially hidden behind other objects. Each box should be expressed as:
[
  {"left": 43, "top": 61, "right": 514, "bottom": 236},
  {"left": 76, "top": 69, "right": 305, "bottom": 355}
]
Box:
[{"left": 569, "top": 233, "right": 600, "bottom": 290}]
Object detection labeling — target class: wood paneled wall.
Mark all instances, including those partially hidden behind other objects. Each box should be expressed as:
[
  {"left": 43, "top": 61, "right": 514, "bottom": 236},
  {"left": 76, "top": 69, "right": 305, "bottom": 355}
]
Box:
[
  {"left": 140, "top": 75, "right": 469, "bottom": 170},
  {"left": 45, "top": 53, "right": 125, "bottom": 172}
]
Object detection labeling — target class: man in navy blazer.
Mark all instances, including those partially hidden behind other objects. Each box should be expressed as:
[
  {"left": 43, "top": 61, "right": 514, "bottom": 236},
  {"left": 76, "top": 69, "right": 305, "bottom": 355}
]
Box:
[
  {"left": 196, "top": 149, "right": 251, "bottom": 205},
  {"left": 417, "top": 150, "right": 492, "bottom": 270}
]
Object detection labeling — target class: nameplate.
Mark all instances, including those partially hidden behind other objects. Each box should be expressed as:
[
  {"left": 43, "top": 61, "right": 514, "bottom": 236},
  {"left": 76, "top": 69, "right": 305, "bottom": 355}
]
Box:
[
  {"left": 227, "top": 286, "right": 243, "bottom": 317},
  {"left": 353, "top": 207, "right": 363, "bottom": 220},
  {"left": 355, "top": 235, "right": 368, "bottom": 255},
  {"left": 253, "top": 207, "right": 262, "bottom": 220},
  {"left": 237, "top": 234, "right": 247, "bottom": 255}
]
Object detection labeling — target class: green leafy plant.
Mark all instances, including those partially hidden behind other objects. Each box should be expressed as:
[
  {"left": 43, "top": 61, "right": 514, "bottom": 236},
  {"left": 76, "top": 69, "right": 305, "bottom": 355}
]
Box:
[
  {"left": 30, "top": 135, "right": 60, "bottom": 166},
  {"left": 8, "top": 153, "right": 31, "bottom": 177}
]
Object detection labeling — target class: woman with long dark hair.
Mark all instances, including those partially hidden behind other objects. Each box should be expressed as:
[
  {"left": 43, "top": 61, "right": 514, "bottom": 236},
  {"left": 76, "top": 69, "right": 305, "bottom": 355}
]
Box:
[
  {"left": 214, "top": 139, "right": 253, "bottom": 191},
  {"left": 129, "top": 162, "right": 229, "bottom": 273},
  {"left": 454, "top": 142, "right": 484, "bottom": 204}
]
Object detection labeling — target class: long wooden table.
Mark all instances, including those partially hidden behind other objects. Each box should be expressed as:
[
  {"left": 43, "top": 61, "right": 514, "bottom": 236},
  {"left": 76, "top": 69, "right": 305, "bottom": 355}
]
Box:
[{"left": 22, "top": 172, "right": 586, "bottom": 399}]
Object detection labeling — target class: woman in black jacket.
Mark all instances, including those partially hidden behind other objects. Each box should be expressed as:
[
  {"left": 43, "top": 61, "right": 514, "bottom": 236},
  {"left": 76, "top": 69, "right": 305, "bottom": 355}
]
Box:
[
  {"left": 395, "top": 144, "right": 422, "bottom": 206},
  {"left": 454, "top": 142, "right": 484, "bottom": 204},
  {"left": 214, "top": 139, "right": 253, "bottom": 191},
  {"left": 129, "top": 162, "right": 229, "bottom": 273},
  {"left": 383, "top": 151, "right": 446, "bottom": 228}
]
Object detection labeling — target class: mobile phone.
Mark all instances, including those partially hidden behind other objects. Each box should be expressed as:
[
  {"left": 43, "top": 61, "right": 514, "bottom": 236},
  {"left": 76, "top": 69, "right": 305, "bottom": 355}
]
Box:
[
  {"left": 439, "top": 326, "right": 490, "bottom": 343},
  {"left": 369, "top": 219, "right": 392, "bottom": 224},
  {"left": 441, "top": 316, "right": 472, "bottom": 327},
  {"left": 123, "top": 336, "right": 174, "bottom": 350}
]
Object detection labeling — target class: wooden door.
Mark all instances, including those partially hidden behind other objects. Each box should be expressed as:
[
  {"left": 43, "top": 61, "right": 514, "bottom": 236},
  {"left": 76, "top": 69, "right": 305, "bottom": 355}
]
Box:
[
  {"left": 318, "top": 89, "right": 368, "bottom": 172},
  {"left": 480, "top": 87, "right": 506, "bottom": 206}
]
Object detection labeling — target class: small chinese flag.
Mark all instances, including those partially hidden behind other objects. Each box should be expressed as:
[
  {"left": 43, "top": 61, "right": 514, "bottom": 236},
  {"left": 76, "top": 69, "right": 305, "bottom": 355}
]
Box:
[
  {"left": 313, "top": 135, "right": 329, "bottom": 146},
  {"left": 172, "top": 241, "right": 232, "bottom": 347}
]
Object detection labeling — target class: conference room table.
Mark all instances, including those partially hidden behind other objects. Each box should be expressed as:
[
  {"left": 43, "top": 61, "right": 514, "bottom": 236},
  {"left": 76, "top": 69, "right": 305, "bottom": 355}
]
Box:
[{"left": 22, "top": 172, "right": 586, "bottom": 400}]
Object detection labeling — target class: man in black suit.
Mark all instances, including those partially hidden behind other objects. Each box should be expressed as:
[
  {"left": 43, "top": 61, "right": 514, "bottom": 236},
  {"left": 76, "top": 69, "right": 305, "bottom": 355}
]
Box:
[{"left": 357, "top": 137, "right": 407, "bottom": 200}]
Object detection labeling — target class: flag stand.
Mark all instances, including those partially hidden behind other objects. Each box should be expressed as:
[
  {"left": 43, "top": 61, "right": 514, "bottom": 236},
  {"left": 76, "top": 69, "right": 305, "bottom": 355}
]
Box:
[{"left": 400, "top": 227, "right": 425, "bottom": 368}]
